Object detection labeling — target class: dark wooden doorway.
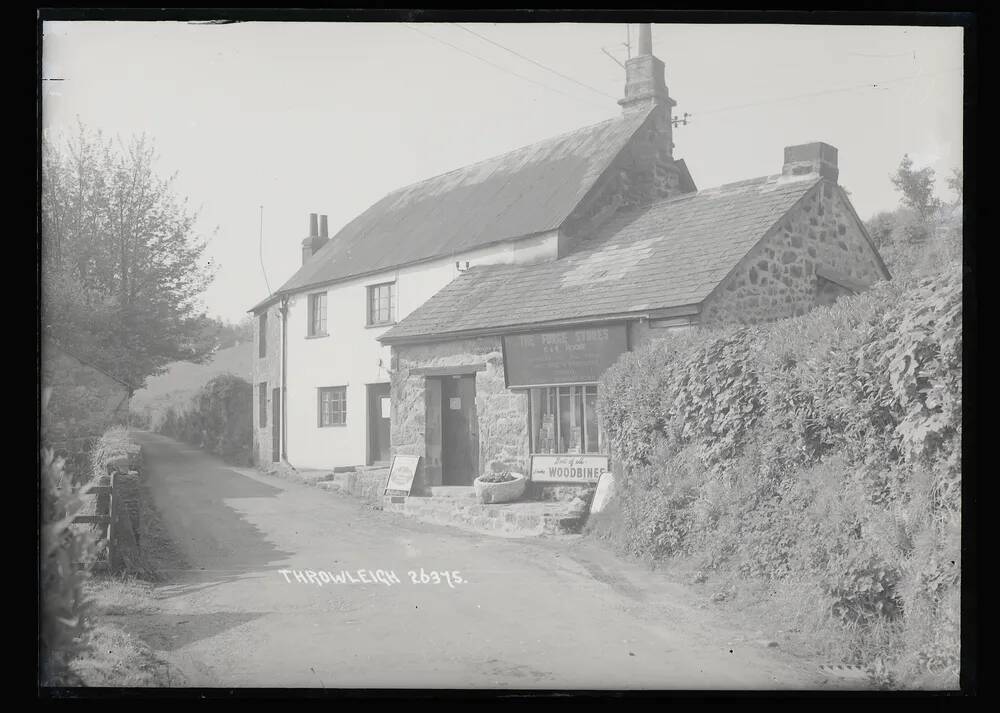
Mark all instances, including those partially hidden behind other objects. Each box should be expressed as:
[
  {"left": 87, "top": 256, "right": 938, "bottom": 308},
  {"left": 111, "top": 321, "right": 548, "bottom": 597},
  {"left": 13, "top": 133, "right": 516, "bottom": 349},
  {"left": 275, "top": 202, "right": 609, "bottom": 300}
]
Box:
[
  {"left": 440, "top": 375, "right": 478, "bottom": 485},
  {"left": 271, "top": 387, "right": 281, "bottom": 462},
  {"left": 367, "top": 383, "right": 391, "bottom": 465}
]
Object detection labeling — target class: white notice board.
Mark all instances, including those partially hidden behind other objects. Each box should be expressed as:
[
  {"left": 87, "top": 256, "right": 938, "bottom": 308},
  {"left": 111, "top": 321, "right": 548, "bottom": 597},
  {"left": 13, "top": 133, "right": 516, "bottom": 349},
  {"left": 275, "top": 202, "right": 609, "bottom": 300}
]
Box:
[{"left": 384, "top": 455, "right": 421, "bottom": 496}]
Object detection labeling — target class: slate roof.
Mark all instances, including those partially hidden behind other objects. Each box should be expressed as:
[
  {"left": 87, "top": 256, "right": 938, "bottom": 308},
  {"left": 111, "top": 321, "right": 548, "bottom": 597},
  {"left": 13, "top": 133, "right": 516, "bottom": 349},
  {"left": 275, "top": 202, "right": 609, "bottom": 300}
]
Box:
[
  {"left": 263, "top": 108, "right": 658, "bottom": 306},
  {"left": 379, "top": 174, "right": 824, "bottom": 343}
]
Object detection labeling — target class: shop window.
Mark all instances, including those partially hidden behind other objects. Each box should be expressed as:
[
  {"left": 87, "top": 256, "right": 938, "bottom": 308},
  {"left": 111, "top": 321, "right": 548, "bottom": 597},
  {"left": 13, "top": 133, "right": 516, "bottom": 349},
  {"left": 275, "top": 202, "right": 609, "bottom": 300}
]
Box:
[{"left": 529, "top": 385, "right": 603, "bottom": 454}]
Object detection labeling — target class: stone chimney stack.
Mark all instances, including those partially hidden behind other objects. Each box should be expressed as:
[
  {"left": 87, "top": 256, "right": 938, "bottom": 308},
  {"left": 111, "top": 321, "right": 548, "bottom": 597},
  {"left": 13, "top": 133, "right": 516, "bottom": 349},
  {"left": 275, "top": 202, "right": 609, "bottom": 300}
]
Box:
[
  {"left": 619, "top": 23, "right": 676, "bottom": 118},
  {"left": 301, "top": 212, "right": 330, "bottom": 265},
  {"left": 782, "top": 142, "right": 839, "bottom": 183}
]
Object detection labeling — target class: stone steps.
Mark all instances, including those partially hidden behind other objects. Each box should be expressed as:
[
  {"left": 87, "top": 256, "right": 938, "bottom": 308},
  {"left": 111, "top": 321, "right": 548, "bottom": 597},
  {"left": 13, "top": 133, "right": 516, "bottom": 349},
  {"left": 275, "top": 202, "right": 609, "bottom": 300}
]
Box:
[
  {"left": 426, "top": 486, "right": 476, "bottom": 499},
  {"left": 385, "top": 496, "right": 586, "bottom": 538}
]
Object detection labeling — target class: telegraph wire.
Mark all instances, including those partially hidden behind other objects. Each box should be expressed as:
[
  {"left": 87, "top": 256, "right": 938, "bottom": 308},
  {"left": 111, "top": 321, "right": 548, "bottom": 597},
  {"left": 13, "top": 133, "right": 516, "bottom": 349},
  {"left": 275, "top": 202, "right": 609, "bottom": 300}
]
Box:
[
  {"left": 259, "top": 204, "right": 271, "bottom": 297},
  {"left": 452, "top": 23, "right": 618, "bottom": 101},
  {"left": 689, "top": 66, "right": 963, "bottom": 120},
  {"left": 400, "top": 23, "right": 608, "bottom": 110}
]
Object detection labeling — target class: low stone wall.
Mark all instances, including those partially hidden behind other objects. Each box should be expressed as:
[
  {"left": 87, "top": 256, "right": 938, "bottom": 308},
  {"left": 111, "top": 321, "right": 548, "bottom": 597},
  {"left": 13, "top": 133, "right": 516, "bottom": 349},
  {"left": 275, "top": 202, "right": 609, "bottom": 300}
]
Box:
[
  {"left": 80, "top": 428, "right": 145, "bottom": 574},
  {"left": 528, "top": 482, "right": 597, "bottom": 505},
  {"left": 332, "top": 469, "right": 388, "bottom": 502},
  {"left": 110, "top": 470, "right": 143, "bottom": 573},
  {"left": 265, "top": 462, "right": 389, "bottom": 504}
]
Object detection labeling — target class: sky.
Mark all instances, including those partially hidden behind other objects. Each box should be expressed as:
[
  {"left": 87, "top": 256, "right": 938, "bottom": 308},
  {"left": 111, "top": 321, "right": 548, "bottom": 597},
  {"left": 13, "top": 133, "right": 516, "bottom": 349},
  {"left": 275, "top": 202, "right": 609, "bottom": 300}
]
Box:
[{"left": 41, "top": 21, "right": 964, "bottom": 323}]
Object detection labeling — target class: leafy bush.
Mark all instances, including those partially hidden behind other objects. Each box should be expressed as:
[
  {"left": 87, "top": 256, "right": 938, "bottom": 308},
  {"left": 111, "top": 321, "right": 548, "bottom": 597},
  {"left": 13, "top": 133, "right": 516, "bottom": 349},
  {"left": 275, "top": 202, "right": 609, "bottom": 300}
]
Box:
[
  {"left": 479, "top": 472, "right": 517, "bottom": 483},
  {"left": 154, "top": 374, "right": 252, "bottom": 464},
  {"left": 597, "top": 264, "right": 961, "bottom": 685},
  {"left": 40, "top": 449, "right": 101, "bottom": 686}
]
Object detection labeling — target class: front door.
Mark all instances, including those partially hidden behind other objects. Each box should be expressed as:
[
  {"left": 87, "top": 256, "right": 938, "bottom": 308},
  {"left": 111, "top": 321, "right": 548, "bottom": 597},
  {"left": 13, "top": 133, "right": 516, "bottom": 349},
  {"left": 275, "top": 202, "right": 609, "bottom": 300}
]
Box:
[
  {"left": 440, "top": 375, "right": 478, "bottom": 485},
  {"left": 367, "top": 383, "right": 391, "bottom": 465},
  {"left": 271, "top": 387, "right": 281, "bottom": 462}
]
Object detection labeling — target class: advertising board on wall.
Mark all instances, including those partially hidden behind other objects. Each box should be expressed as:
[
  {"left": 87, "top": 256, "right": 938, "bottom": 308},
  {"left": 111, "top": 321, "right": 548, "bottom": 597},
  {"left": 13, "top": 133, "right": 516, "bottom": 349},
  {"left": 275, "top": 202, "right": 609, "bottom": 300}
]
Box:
[
  {"left": 502, "top": 324, "right": 628, "bottom": 388},
  {"left": 530, "top": 454, "right": 610, "bottom": 483}
]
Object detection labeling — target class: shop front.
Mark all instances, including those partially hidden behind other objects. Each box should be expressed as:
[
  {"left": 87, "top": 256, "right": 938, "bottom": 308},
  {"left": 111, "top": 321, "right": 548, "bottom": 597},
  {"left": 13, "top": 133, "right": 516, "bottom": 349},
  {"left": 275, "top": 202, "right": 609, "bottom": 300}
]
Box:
[{"left": 387, "top": 322, "right": 630, "bottom": 500}]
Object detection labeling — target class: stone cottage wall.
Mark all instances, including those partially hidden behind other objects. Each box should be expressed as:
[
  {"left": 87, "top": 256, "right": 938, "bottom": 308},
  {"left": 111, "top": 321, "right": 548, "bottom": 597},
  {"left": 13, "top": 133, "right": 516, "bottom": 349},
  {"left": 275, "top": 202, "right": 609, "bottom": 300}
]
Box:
[
  {"left": 251, "top": 303, "right": 283, "bottom": 465},
  {"left": 391, "top": 337, "right": 529, "bottom": 492},
  {"left": 701, "top": 181, "right": 888, "bottom": 327},
  {"left": 561, "top": 105, "right": 689, "bottom": 252}
]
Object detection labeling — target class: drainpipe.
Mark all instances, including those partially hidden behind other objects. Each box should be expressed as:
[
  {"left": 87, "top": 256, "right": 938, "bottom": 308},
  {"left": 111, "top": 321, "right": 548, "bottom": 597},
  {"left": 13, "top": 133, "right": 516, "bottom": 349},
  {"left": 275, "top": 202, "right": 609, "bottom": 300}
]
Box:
[{"left": 280, "top": 295, "right": 289, "bottom": 463}]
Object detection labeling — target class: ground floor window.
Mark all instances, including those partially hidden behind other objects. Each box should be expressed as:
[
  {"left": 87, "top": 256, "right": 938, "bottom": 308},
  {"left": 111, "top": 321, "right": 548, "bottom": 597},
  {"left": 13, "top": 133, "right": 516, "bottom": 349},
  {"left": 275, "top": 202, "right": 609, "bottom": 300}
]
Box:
[
  {"left": 528, "top": 384, "right": 602, "bottom": 454},
  {"left": 318, "top": 386, "right": 347, "bottom": 427}
]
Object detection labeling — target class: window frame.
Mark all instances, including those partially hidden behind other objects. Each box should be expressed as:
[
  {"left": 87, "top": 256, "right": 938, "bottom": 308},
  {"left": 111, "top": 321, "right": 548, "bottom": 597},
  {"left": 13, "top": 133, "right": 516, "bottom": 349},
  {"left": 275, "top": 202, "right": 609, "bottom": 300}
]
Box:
[
  {"left": 258, "top": 382, "right": 268, "bottom": 428},
  {"left": 366, "top": 281, "right": 396, "bottom": 327},
  {"left": 527, "top": 383, "right": 604, "bottom": 455},
  {"left": 307, "top": 291, "right": 328, "bottom": 337},
  {"left": 317, "top": 385, "right": 347, "bottom": 428}
]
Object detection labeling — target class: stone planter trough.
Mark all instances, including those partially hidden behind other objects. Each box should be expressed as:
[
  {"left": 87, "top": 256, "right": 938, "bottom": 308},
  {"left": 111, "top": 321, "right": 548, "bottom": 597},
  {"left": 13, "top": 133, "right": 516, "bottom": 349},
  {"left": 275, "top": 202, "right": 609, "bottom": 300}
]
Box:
[{"left": 473, "top": 473, "right": 527, "bottom": 504}]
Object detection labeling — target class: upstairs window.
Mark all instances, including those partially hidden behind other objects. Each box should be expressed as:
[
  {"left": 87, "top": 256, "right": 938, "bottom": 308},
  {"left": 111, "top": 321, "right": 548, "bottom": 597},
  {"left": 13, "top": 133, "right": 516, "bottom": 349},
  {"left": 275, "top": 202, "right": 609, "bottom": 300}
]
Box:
[
  {"left": 367, "top": 282, "right": 395, "bottom": 326},
  {"left": 318, "top": 386, "right": 347, "bottom": 427},
  {"left": 258, "top": 312, "right": 267, "bottom": 358},
  {"left": 308, "top": 292, "right": 328, "bottom": 337}
]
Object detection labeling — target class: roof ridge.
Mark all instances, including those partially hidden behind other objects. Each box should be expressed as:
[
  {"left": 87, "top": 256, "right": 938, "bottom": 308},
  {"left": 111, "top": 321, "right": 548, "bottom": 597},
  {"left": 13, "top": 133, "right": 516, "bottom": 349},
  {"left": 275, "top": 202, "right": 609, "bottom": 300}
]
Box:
[
  {"left": 381, "top": 110, "right": 650, "bottom": 198},
  {"left": 257, "top": 107, "right": 658, "bottom": 310}
]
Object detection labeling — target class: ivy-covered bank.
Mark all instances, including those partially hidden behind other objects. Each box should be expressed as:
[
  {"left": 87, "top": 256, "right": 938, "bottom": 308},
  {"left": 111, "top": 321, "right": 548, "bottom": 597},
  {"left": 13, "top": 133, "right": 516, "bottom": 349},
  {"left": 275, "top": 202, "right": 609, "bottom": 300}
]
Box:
[{"left": 592, "top": 265, "right": 961, "bottom": 687}]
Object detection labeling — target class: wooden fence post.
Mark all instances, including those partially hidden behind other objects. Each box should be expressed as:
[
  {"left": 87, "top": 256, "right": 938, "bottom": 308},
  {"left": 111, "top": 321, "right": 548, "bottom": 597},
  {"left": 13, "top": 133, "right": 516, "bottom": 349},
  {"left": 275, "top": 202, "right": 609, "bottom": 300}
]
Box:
[{"left": 108, "top": 470, "right": 121, "bottom": 571}]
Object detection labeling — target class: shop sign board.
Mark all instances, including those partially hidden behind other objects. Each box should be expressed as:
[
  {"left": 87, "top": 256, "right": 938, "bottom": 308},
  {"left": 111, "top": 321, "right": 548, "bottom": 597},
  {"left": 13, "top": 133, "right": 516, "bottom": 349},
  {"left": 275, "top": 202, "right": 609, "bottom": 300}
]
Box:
[
  {"left": 384, "top": 455, "right": 421, "bottom": 497},
  {"left": 530, "top": 454, "right": 609, "bottom": 483},
  {"left": 502, "top": 325, "right": 628, "bottom": 387}
]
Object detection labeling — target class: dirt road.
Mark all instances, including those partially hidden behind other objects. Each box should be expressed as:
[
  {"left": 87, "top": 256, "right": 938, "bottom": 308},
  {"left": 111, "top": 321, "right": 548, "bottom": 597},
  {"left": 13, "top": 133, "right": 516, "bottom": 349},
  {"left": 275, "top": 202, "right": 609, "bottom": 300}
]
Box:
[{"left": 122, "top": 431, "right": 824, "bottom": 689}]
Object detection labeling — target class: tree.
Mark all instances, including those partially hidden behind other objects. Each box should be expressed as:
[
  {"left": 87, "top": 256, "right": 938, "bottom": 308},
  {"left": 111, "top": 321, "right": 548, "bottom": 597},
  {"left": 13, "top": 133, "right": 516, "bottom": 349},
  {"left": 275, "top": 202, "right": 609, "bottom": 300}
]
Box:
[
  {"left": 188, "top": 314, "right": 255, "bottom": 354},
  {"left": 865, "top": 211, "right": 897, "bottom": 250},
  {"left": 41, "top": 123, "right": 217, "bottom": 389},
  {"left": 890, "top": 154, "right": 942, "bottom": 220},
  {"left": 946, "top": 168, "right": 963, "bottom": 205}
]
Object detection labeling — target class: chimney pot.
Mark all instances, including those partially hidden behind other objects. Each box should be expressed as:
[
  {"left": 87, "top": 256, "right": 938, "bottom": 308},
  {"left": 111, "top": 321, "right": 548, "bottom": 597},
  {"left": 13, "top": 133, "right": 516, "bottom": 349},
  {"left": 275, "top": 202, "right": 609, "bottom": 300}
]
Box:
[
  {"left": 637, "top": 24, "right": 652, "bottom": 56},
  {"left": 309, "top": 213, "right": 319, "bottom": 237},
  {"left": 319, "top": 214, "right": 329, "bottom": 239}
]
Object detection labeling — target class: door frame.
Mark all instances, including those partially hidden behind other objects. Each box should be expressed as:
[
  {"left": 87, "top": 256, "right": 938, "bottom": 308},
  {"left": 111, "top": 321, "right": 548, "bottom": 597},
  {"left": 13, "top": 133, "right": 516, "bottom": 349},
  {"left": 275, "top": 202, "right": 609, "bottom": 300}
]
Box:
[
  {"left": 439, "top": 374, "right": 479, "bottom": 486},
  {"left": 366, "top": 382, "right": 392, "bottom": 466}
]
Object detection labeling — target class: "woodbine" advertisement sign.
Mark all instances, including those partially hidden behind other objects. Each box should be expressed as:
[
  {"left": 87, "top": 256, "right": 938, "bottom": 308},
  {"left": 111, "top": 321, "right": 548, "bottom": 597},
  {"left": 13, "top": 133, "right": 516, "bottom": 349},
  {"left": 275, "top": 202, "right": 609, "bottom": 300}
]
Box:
[{"left": 530, "top": 454, "right": 610, "bottom": 483}]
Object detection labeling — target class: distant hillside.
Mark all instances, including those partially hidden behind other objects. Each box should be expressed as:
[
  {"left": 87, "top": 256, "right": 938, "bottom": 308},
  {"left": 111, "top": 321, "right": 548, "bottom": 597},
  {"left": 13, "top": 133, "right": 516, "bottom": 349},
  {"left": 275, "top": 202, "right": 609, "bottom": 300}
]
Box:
[{"left": 131, "top": 341, "right": 252, "bottom": 426}]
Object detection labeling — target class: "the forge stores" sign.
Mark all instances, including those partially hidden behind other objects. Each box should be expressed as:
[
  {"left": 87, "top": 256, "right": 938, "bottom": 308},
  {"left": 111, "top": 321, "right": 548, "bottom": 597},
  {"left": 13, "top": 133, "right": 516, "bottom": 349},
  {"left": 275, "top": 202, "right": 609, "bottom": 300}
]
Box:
[
  {"left": 502, "top": 325, "right": 628, "bottom": 388},
  {"left": 530, "top": 454, "right": 610, "bottom": 483}
]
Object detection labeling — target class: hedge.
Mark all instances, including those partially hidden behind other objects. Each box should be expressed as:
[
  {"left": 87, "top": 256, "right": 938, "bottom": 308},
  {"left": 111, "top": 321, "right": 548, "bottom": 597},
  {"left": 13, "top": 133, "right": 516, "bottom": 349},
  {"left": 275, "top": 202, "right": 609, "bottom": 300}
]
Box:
[
  {"left": 596, "top": 264, "right": 961, "bottom": 685},
  {"left": 156, "top": 373, "right": 252, "bottom": 465}
]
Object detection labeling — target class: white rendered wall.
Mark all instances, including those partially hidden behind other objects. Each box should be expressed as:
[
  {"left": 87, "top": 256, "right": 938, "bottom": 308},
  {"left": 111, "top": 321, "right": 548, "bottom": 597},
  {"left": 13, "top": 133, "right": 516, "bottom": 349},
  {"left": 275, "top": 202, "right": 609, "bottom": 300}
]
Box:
[{"left": 282, "top": 230, "right": 558, "bottom": 470}]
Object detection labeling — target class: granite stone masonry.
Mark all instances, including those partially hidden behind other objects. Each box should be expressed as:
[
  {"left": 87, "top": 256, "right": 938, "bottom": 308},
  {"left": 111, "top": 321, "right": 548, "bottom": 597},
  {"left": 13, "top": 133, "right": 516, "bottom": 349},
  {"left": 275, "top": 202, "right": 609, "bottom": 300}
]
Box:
[
  {"left": 701, "top": 181, "right": 886, "bottom": 326},
  {"left": 391, "top": 337, "right": 529, "bottom": 492}
]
